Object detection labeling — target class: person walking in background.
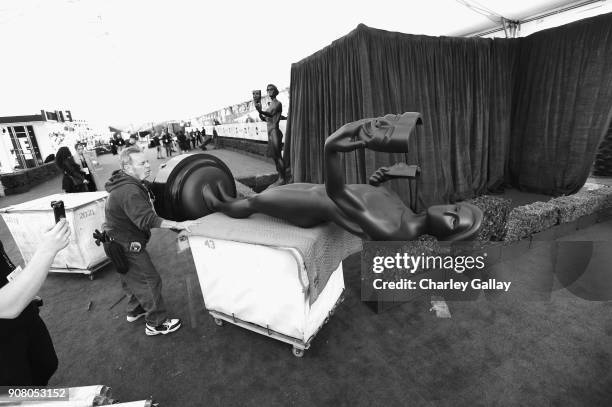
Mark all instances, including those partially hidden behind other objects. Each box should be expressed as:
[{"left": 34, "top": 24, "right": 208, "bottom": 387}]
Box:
[
  {"left": 115, "top": 134, "right": 126, "bottom": 152},
  {"left": 200, "top": 127, "right": 213, "bottom": 151},
  {"left": 195, "top": 129, "right": 202, "bottom": 146},
  {"left": 55, "top": 147, "right": 88, "bottom": 193},
  {"left": 103, "top": 146, "right": 196, "bottom": 336},
  {"left": 75, "top": 143, "right": 100, "bottom": 192},
  {"left": 177, "top": 131, "right": 189, "bottom": 153},
  {"left": 0, "top": 220, "right": 71, "bottom": 385},
  {"left": 153, "top": 132, "right": 163, "bottom": 159},
  {"left": 190, "top": 131, "right": 197, "bottom": 150},
  {"left": 109, "top": 137, "right": 118, "bottom": 155},
  {"left": 162, "top": 130, "right": 173, "bottom": 158}
]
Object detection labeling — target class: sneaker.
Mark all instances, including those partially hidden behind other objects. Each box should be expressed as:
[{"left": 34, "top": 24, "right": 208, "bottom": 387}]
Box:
[
  {"left": 126, "top": 306, "right": 147, "bottom": 322},
  {"left": 145, "top": 318, "right": 182, "bottom": 336}
]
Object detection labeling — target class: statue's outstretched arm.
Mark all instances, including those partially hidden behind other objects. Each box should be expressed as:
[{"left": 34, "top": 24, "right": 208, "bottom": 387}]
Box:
[
  {"left": 323, "top": 122, "right": 395, "bottom": 239},
  {"left": 323, "top": 122, "right": 367, "bottom": 206}
]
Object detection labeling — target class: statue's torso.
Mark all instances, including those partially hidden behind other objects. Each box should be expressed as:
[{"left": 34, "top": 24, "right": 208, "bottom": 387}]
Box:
[
  {"left": 342, "top": 184, "right": 418, "bottom": 240},
  {"left": 265, "top": 99, "right": 283, "bottom": 131}
]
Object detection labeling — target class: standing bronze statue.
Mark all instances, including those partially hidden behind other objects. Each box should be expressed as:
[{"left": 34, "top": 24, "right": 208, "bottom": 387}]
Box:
[
  {"left": 255, "top": 84, "right": 286, "bottom": 185},
  {"left": 203, "top": 112, "right": 483, "bottom": 241}
]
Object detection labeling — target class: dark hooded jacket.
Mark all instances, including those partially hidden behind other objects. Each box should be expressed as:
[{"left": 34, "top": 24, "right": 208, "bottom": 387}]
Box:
[{"left": 103, "top": 170, "right": 162, "bottom": 244}]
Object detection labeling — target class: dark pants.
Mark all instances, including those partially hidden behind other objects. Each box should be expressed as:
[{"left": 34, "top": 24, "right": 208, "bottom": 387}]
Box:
[
  {"left": 0, "top": 312, "right": 58, "bottom": 386},
  {"left": 119, "top": 249, "right": 167, "bottom": 326}
]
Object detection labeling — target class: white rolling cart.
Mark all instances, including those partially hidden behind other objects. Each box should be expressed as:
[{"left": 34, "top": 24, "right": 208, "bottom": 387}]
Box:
[
  {"left": 187, "top": 213, "right": 361, "bottom": 357},
  {"left": 0, "top": 192, "right": 110, "bottom": 279}
]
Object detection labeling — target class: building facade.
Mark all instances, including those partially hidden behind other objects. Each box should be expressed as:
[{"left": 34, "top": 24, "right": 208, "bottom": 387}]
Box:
[{"left": 0, "top": 110, "right": 81, "bottom": 173}]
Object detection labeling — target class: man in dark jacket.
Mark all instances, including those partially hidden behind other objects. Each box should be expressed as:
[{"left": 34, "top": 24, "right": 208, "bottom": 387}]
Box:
[{"left": 104, "top": 146, "right": 196, "bottom": 336}]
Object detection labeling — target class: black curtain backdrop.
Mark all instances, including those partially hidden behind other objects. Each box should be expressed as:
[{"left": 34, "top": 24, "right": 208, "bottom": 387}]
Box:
[
  {"left": 510, "top": 13, "right": 612, "bottom": 195},
  {"left": 288, "top": 24, "right": 517, "bottom": 208},
  {"left": 287, "top": 13, "right": 612, "bottom": 205}
]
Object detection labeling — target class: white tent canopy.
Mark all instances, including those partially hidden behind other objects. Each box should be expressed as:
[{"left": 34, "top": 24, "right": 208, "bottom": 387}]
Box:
[{"left": 1, "top": 0, "right": 611, "bottom": 127}]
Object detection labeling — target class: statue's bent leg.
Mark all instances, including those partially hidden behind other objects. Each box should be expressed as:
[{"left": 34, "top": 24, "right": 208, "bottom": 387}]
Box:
[
  {"left": 204, "top": 183, "right": 330, "bottom": 228},
  {"left": 202, "top": 184, "right": 254, "bottom": 218}
]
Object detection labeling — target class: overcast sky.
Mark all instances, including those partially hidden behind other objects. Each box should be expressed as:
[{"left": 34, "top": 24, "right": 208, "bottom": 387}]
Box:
[{"left": 0, "top": 0, "right": 575, "bottom": 128}]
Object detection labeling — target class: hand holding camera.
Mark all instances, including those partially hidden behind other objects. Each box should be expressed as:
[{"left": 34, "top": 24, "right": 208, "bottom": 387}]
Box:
[{"left": 41, "top": 219, "right": 70, "bottom": 254}]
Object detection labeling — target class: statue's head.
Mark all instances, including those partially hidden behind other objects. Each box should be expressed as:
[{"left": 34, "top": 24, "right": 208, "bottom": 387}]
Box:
[
  {"left": 425, "top": 202, "right": 483, "bottom": 241},
  {"left": 358, "top": 112, "right": 422, "bottom": 153},
  {"left": 266, "top": 84, "right": 279, "bottom": 98}
]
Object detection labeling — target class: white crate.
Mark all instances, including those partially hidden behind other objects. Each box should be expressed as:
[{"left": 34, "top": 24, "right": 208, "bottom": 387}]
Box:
[
  {"left": 0, "top": 192, "right": 109, "bottom": 275},
  {"left": 189, "top": 236, "right": 345, "bottom": 357}
]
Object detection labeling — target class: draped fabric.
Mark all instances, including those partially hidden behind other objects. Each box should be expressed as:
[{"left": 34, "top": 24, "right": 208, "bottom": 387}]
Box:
[
  {"left": 288, "top": 13, "right": 612, "bottom": 204},
  {"left": 510, "top": 13, "right": 612, "bottom": 195},
  {"left": 288, "top": 24, "right": 517, "bottom": 207}
]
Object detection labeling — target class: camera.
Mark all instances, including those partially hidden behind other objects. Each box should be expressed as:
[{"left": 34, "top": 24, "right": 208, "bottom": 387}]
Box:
[
  {"left": 51, "top": 200, "right": 66, "bottom": 223},
  {"left": 252, "top": 89, "right": 261, "bottom": 103}
]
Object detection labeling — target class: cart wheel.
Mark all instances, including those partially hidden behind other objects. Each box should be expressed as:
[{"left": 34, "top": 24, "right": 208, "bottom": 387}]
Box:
[
  {"left": 88, "top": 274, "right": 94, "bottom": 281},
  {"left": 292, "top": 347, "right": 305, "bottom": 358},
  {"left": 213, "top": 318, "right": 224, "bottom": 327}
]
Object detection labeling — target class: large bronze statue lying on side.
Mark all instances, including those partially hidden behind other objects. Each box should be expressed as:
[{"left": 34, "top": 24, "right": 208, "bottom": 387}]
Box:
[{"left": 202, "top": 112, "right": 483, "bottom": 241}]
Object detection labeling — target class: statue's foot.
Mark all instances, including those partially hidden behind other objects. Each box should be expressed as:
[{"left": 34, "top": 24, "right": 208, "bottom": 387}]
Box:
[
  {"left": 216, "top": 181, "right": 236, "bottom": 203},
  {"left": 202, "top": 184, "right": 220, "bottom": 212}
]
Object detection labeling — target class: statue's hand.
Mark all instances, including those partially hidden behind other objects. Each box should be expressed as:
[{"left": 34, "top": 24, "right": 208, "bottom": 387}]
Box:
[
  {"left": 326, "top": 119, "right": 370, "bottom": 152},
  {"left": 368, "top": 167, "right": 391, "bottom": 186},
  {"left": 368, "top": 163, "right": 420, "bottom": 186}
]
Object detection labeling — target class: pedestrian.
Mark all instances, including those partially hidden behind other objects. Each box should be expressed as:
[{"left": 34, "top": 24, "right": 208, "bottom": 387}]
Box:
[
  {"left": 195, "top": 129, "right": 202, "bottom": 146},
  {"left": 153, "top": 132, "right": 163, "bottom": 159},
  {"left": 200, "top": 128, "right": 213, "bottom": 151},
  {"left": 0, "top": 220, "right": 71, "bottom": 385},
  {"left": 162, "top": 130, "right": 173, "bottom": 157},
  {"left": 103, "top": 146, "right": 196, "bottom": 336},
  {"left": 115, "top": 134, "right": 126, "bottom": 152},
  {"left": 109, "top": 137, "right": 118, "bottom": 155},
  {"left": 190, "top": 131, "right": 197, "bottom": 150},
  {"left": 55, "top": 147, "right": 89, "bottom": 193},
  {"left": 177, "top": 131, "right": 189, "bottom": 153}
]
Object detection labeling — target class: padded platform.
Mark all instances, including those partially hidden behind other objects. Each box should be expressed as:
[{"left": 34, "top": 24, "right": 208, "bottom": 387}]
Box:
[{"left": 189, "top": 213, "right": 362, "bottom": 303}]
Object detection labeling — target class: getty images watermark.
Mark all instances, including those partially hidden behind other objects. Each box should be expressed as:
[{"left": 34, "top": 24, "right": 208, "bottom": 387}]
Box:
[
  {"left": 370, "top": 251, "right": 510, "bottom": 292},
  {"left": 361, "top": 240, "right": 612, "bottom": 303},
  {"left": 361, "top": 240, "right": 515, "bottom": 303}
]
